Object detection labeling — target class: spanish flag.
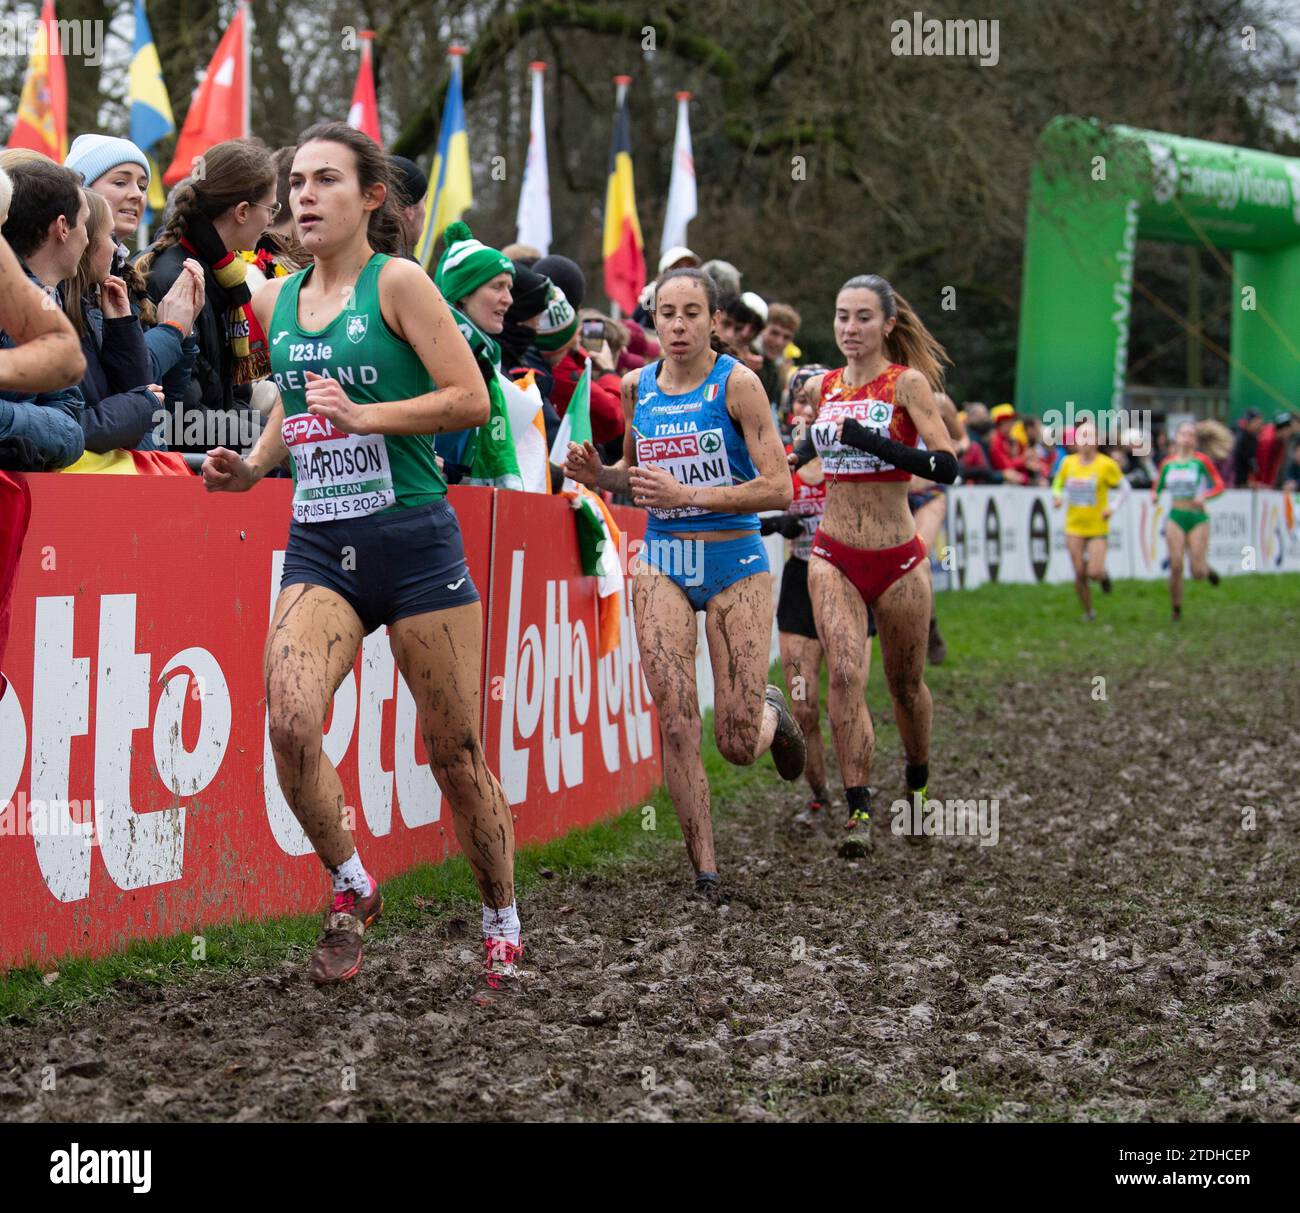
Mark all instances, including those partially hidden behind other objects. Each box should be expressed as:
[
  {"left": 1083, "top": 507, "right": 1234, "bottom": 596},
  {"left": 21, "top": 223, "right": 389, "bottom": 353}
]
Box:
[
  {"left": 602, "top": 77, "right": 645, "bottom": 316},
  {"left": 6, "top": 0, "right": 67, "bottom": 162},
  {"left": 415, "top": 46, "right": 473, "bottom": 270},
  {"left": 163, "top": 0, "right": 249, "bottom": 186}
]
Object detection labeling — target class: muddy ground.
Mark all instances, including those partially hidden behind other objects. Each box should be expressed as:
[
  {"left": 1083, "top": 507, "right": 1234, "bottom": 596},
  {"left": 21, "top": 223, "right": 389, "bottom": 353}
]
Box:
[{"left": 2, "top": 661, "right": 1297, "bottom": 1122}]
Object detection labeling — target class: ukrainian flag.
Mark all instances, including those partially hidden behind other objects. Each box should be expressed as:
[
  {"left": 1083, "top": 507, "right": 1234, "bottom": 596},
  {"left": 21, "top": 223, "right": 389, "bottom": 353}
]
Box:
[
  {"left": 416, "top": 49, "right": 474, "bottom": 271},
  {"left": 129, "top": 0, "right": 174, "bottom": 212}
]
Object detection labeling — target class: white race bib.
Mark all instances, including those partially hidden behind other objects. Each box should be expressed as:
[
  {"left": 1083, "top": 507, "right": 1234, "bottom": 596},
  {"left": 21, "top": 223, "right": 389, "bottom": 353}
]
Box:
[
  {"left": 812, "top": 398, "right": 896, "bottom": 476},
  {"left": 636, "top": 427, "right": 733, "bottom": 520},
  {"left": 1065, "top": 476, "right": 1097, "bottom": 508},
  {"left": 283, "top": 413, "right": 396, "bottom": 523}
]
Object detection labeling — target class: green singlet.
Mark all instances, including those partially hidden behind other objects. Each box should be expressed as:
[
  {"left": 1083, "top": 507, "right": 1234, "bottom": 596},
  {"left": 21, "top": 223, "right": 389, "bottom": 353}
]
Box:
[{"left": 269, "top": 252, "right": 447, "bottom": 523}]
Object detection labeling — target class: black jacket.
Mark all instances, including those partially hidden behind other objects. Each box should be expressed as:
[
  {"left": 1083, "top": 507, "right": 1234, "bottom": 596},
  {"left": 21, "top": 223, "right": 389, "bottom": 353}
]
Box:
[{"left": 142, "top": 242, "right": 253, "bottom": 452}]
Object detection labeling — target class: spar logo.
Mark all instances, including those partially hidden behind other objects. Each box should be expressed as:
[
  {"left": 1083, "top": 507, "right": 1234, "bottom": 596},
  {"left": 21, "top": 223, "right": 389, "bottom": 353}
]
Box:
[
  {"left": 639, "top": 433, "right": 701, "bottom": 461},
  {"left": 282, "top": 413, "right": 343, "bottom": 443},
  {"left": 1029, "top": 497, "right": 1050, "bottom": 581},
  {"left": 984, "top": 498, "right": 1001, "bottom": 582},
  {"left": 868, "top": 401, "right": 890, "bottom": 425},
  {"left": 698, "top": 430, "right": 722, "bottom": 455}
]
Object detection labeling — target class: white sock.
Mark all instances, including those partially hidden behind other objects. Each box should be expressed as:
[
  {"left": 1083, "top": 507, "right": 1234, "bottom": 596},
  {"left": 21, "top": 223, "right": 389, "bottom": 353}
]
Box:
[
  {"left": 327, "top": 850, "right": 371, "bottom": 896},
  {"left": 482, "top": 902, "right": 521, "bottom": 945}
]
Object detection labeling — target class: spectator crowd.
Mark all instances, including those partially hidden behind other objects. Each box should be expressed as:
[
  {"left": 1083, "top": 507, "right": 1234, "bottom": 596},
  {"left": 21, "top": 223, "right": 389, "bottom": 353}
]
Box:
[{"left": 1, "top": 132, "right": 1297, "bottom": 496}]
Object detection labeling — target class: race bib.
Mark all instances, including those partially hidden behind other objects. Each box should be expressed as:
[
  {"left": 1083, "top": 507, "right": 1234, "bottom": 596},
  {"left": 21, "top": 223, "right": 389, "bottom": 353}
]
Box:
[
  {"left": 283, "top": 413, "right": 396, "bottom": 523},
  {"left": 1065, "top": 475, "right": 1097, "bottom": 508},
  {"left": 1165, "top": 466, "right": 1200, "bottom": 499},
  {"left": 812, "top": 398, "right": 895, "bottom": 476},
  {"left": 635, "top": 427, "right": 733, "bottom": 519}
]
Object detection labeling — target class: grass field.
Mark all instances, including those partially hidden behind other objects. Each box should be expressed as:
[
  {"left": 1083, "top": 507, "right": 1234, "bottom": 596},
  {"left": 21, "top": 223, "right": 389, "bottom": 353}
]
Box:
[{"left": 1, "top": 573, "right": 1296, "bottom": 1122}]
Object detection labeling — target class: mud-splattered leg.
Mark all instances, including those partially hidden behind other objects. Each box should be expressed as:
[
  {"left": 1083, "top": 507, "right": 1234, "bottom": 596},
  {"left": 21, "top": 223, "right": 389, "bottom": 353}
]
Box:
[
  {"left": 1166, "top": 522, "right": 1187, "bottom": 609},
  {"left": 632, "top": 566, "right": 713, "bottom": 874},
  {"left": 872, "top": 563, "right": 932, "bottom": 769},
  {"left": 705, "top": 572, "right": 777, "bottom": 765},
  {"left": 264, "top": 584, "right": 365, "bottom": 866},
  {"left": 808, "top": 555, "right": 873, "bottom": 788},
  {"left": 780, "top": 631, "right": 826, "bottom": 794},
  {"left": 389, "top": 602, "right": 514, "bottom": 909}
]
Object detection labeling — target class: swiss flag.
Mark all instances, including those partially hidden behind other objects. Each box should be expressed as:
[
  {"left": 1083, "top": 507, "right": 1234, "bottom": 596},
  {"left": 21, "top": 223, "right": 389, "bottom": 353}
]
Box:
[
  {"left": 163, "top": 2, "right": 248, "bottom": 186},
  {"left": 347, "top": 32, "right": 381, "bottom": 146}
]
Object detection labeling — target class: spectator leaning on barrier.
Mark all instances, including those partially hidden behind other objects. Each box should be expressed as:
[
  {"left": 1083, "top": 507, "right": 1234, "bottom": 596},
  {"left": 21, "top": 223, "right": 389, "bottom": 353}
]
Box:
[
  {"left": 431, "top": 220, "right": 516, "bottom": 482},
  {"left": 59, "top": 187, "right": 198, "bottom": 460},
  {"left": 0, "top": 159, "right": 90, "bottom": 471},
  {"left": 136, "top": 139, "right": 276, "bottom": 457},
  {"left": 62, "top": 136, "right": 207, "bottom": 399},
  {"left": 1254, "top": 410, "right": 1294, "bottom": 489},
  {"left": 0, "top": 168, "right": 88, "bottom": 700}
]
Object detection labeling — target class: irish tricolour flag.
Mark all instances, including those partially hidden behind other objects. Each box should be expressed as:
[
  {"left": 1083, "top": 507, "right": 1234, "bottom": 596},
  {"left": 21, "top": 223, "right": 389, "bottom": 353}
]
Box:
[{"left": 549, "top": 359, "right": 624, "bottom": 657}]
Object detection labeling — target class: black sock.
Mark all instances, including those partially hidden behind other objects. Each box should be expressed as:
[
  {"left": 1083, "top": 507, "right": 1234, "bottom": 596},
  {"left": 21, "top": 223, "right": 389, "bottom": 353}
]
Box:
[
  {"left": 906, "top": 762, "right": 929, "bottom": 792},
  {"left": 846, "top": 786, "right": 872, "bottom": 816}
]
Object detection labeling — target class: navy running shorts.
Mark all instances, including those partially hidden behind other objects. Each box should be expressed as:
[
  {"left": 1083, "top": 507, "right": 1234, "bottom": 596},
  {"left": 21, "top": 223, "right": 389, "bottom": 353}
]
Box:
[{"left": 279, "top": 499, "right": 480, "bottom": 635}]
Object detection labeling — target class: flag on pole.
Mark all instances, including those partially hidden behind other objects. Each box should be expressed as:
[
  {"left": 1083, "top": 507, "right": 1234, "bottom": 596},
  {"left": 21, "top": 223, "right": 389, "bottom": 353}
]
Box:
[
  {"left": 415, "top": 46, "right": 474, "bottom": 270},
  {"left": 130, "top": 0, "right": 175, "bottom": 152},
  {"left": 347, "top": 30, "right": 382, "bottom": 145},
  {"left": 661, "top": 91, "right": 697, "bottom": 257},
  {"left": 163, "top": 0, "right": 249, "bottom": 185},
  {"left": 602, "top": 77, "right": 645, "bottom": 316},
  {"left": 515, "top": 61, "right": 552, "bottom": 256},
  {"left": 6, "top": 0, "right": 67, "bottom": 161}
]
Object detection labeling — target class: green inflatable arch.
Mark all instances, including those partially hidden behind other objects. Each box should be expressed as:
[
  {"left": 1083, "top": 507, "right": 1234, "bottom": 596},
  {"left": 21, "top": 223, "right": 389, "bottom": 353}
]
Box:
[{"left": 1014, "top": 116, "right": 1300, "bottom": 422}]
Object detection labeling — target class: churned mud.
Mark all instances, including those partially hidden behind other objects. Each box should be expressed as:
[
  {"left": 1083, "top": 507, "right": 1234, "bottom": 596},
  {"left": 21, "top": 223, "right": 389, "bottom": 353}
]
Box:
[{"left": 1, "top": 662, "right": 1296, "bottom": 1122}]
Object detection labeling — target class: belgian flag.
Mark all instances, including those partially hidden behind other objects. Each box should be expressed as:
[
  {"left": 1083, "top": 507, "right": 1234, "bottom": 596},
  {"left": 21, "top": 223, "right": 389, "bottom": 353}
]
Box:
[{"left": 602, "top": 78, "right": 645, "bottom": 316}]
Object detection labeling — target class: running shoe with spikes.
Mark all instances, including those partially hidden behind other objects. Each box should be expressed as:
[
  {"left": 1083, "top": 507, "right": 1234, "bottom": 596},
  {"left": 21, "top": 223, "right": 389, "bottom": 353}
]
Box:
[
  {"left": 480, "top": 937, "right": 528, "bottom": 992},
  {"left": 1172, "top": 604, "right": 1182, "bottom": 622},
  {"left": 1100, "top": 575, "right": 1112, "bottom": 595},
  {"left": 765, "top": 684, "right": 807, "bottom": 781},
  {"left": 1207, "top": 568, "right": 1220, "bottom": 586},
  {"left": 838, "top": 795, "right": 873, "bottom": 858},
  {"left": 309, "top": 875, "right": 383, "bottom": 985}
]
